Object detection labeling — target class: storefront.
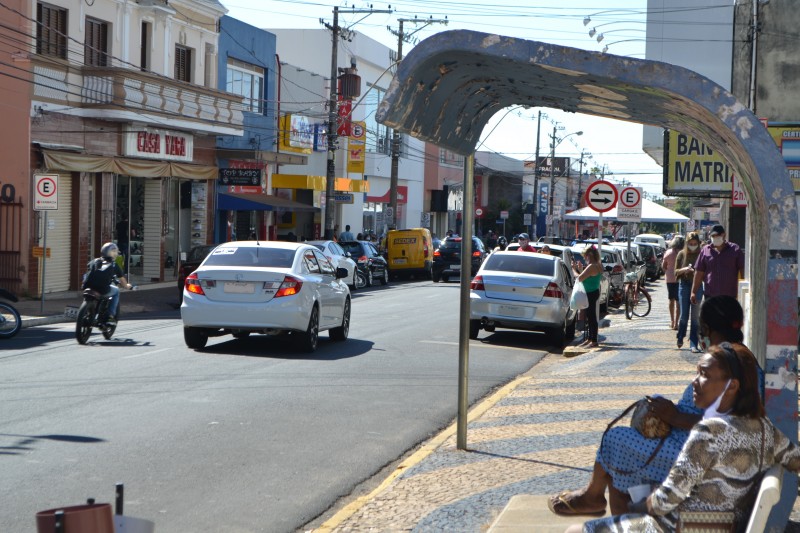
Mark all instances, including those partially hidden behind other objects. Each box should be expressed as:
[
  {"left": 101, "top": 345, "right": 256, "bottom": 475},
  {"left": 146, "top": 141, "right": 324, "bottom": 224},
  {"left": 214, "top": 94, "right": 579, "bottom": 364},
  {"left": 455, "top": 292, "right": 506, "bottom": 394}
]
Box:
[{"left": 40, "top": 128, "right": 217, "bottom": 286}]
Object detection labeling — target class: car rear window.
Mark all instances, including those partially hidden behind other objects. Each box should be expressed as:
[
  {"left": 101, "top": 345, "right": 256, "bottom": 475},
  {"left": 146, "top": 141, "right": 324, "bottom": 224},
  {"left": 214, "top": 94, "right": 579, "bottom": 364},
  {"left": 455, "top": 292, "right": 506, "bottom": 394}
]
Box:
[
  {"left": 188, "top": 246, "right": 215, "bottom": 261},
  {"left": 204, "top": 247, "right": 296, "bottom": 268},
  {"left": 483, "top": 254, "right": 555, "bottom": 276},
  {"left": 339, "top": 242, "right": 363, "bottom": 256}
]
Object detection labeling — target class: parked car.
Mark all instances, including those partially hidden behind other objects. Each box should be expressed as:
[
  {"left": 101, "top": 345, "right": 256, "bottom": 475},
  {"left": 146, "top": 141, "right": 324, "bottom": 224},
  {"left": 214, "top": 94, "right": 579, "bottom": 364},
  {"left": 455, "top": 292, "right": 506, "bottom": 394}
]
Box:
[
  {"left": 634, "top": 233, "right": 667, "bottom": 249},
  {"left": 432, "top": 235, "right": 487, "bottom": 282},
  {"left": 177, "top": 244, "right": 218, "bottom": 300},
  {"left": 307, "top": 240, "right": 359, "bottom": 289},
  {"left": 338, "top": 240, "right": 389, "bottom": 286},
  {"left": 569, "top": 248, "right": 612, "bottom": 314},
  {"left": 180, "top": 241, "right": 351, "bottom": 352},
  {"left": 537, "top": 236, "right": 568, "bottom": 245},
  {"left": 635, "top": 242, "right": 662, "bottom": 281},
  {"left": 469, "top": 252, "right": 577, "bottom": 346},
  {"left": 609, "top": 243, "right": 647, "bottom": 285}
]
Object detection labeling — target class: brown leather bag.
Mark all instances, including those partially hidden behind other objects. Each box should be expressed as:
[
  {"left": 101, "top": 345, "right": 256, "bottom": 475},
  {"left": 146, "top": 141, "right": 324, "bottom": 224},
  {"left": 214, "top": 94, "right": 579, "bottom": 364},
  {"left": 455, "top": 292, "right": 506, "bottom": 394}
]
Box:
[{"left": 600, "top": 398, "right": 670, "bottom": 475}]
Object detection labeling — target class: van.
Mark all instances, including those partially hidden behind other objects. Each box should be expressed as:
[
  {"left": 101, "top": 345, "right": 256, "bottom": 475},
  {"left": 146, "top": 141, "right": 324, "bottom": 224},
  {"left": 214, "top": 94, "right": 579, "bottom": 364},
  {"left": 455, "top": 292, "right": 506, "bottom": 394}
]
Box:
[
  {"left": 385, "top": 228, "right": 433, "bottom": 278},
  {"left": 633, "top": 233, "right": 667, "bottom": 249}
]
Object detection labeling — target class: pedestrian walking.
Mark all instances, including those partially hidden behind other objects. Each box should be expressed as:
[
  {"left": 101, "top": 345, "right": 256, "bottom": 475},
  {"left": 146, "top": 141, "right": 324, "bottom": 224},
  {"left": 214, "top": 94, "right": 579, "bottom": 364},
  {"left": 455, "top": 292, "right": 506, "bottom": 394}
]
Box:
[
  {"left": 691, "top": 224, "right": 744, "bottom": 304},
  {"left": 339, "top": 224, "right": 355, "bottom": 241},
  {"left": 573, "top": 246, "right": 603, "bottom": 348},
  {"left": 662, "top": 236, "right": 682, "bottom": 330},
  {"left": 675, "top": 232, "right": 702, "bottom": 352}
]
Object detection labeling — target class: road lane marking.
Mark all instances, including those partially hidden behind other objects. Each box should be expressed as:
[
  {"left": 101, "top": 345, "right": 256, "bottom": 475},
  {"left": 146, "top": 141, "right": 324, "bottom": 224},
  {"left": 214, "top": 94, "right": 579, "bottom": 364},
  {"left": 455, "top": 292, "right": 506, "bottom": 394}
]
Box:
[{"left": 121, "top": 348, "right": 170, "bottom": 359}]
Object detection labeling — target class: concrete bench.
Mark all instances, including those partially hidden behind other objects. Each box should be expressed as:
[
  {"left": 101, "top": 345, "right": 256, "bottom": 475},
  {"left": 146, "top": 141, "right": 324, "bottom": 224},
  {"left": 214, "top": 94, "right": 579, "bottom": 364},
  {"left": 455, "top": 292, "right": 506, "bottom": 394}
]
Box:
[{"left": 487, "top": 465, "right": 784, "bottom": 533}]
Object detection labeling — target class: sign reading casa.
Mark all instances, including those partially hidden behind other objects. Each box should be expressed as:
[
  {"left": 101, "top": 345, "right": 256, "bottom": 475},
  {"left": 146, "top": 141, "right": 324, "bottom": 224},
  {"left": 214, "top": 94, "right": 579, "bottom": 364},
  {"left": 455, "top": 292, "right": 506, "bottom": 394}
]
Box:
[
  {"left": 664, "top": 130, "right": 734, "bottom": 197},
  {"left": 123, "top": 128, "right": 193, "bottom": 162}
]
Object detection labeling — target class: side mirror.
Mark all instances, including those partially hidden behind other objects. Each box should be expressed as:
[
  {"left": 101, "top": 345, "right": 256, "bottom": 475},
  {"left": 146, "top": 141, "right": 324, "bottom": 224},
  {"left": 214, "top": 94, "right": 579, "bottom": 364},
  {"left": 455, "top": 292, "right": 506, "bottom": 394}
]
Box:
[
  {"left": 604, "top": 265, "right": 613, "bottom": 272},
  {"left": 336, "top": 267, "right": 349, "bottom": 279}
]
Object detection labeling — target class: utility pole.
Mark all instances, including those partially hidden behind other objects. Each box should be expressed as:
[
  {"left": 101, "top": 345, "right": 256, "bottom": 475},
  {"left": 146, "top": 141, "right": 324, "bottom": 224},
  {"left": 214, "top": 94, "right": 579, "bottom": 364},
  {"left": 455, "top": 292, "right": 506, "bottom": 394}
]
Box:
[
  {"left": 548, "top": 126, "right": 556, "bottom": 237},
  {"left": 388, "top": 17, "right": 447, "bottom": 230},
  {"left": 531, "top": 111, "right": 542, "bottom": 239},
  {"left": 322, "top": 6, "right": 391, "bottom": 239}
]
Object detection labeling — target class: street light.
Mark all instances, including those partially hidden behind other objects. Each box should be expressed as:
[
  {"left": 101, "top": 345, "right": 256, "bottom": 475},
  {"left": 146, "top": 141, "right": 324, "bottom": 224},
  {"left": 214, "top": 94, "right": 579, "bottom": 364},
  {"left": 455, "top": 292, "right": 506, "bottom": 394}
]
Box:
[
  {"left": 595, "top": 28, "right": 646, "bottom": 43},
  {"left": 547, "top": 129, "right": 582, "bottom": 237}
]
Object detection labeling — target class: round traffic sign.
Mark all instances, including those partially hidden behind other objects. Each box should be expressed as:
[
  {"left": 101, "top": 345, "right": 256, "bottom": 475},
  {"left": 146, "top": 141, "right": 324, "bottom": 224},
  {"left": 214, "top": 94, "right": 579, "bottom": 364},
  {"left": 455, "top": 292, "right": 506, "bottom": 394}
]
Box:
[
  {"left": 620, "top": 186, "right": 641, "bottom": 208},
  {"left": 585, "top": 180, "right": 618, "bottom": 213},
  {"left": 475, "top": 208, "right": 483, "bottom": 217}
]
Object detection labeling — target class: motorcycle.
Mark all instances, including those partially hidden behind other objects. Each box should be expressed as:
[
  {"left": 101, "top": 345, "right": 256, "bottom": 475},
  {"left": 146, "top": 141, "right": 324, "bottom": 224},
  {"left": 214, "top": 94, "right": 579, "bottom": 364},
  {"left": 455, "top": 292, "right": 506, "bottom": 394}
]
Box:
[
  {"left": 75, "top": 279, "right": 135, "bottom": 344},
  {"left": 0, "top": 287, "right": 21, "bottom": 339}
]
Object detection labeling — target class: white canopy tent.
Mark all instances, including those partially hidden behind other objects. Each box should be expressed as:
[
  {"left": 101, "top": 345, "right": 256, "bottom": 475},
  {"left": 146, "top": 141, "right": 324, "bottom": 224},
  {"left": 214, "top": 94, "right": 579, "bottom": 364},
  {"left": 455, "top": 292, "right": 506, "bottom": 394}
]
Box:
[{"left": 563, "top": 197, "right": 689, "bottom": 223}]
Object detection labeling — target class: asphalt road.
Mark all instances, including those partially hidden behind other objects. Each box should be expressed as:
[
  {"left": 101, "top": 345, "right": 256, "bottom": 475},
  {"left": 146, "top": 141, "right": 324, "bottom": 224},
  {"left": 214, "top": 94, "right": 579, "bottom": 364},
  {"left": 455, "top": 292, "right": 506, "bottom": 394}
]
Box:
[{"left": 0, "top": 279, "right": 552, "bottom": 532}]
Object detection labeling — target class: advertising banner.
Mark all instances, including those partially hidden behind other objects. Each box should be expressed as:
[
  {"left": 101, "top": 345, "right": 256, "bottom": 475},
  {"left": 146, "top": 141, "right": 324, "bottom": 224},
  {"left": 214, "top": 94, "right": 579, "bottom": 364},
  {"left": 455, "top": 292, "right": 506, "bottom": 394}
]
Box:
[
  {"left": 766, "top": 124, "right": 800, "bottom": 192},
  {"left": 663, "top": 130, "right": 734, "bottom": 197},
  {"left": 347, "top": 121, "right": 366, "bottom": 174},
  {"left": 279, "top": 114, "right": 314, "bottom": 153}
]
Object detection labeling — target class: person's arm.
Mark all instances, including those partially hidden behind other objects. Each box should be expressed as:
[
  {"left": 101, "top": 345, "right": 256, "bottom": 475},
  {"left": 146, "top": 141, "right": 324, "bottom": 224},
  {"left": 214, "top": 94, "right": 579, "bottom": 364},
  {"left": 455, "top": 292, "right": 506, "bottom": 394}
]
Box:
[
  {"left": 737, "top": 246, "right": 745, "bottom": 280},
  {"left": 647, "top": 396, "right": 701, "bottom": 430}
]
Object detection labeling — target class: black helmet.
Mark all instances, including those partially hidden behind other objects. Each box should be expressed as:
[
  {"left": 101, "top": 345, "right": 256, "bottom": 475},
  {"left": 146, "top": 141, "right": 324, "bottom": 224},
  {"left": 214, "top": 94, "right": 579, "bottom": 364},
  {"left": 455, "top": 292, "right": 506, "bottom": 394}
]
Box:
[
  {"left": 100, "top": 242, "right": 119, "bottom": 259},
  {"left": 498, "top": 236, "right": 508, "bottom": 246}
]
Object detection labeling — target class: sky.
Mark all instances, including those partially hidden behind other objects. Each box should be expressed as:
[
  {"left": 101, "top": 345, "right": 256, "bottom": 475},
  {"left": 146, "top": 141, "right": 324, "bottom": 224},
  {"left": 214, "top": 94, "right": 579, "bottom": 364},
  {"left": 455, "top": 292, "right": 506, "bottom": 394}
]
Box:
[{"left": 223, "top": 0, "right": 667, "bottom": 199}]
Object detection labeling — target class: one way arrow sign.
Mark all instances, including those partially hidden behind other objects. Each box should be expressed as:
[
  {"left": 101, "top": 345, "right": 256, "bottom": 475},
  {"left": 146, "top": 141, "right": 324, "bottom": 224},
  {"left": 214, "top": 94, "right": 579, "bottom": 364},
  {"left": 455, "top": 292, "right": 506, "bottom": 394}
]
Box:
[{"left": 585, "top": 180, "right": 618, "bottom": 213}]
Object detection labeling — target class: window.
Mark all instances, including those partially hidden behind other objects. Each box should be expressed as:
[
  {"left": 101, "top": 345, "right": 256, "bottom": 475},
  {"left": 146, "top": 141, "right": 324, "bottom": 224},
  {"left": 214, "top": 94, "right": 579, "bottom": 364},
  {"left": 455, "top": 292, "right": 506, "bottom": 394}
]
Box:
[
  {"left": 84, "top": 17, "right": 109, "bottom": 66},
  {"left": 303, "top": 250, "right": 320, "bottom": 274},
  {"left": 226, "top": 58, "right": 264, "bottom": 113},
  {"left": 36, "top": 3, "right": 67, "bottom": 59},
  {"left": 364, "top": 84, "right": 391, "bottom": 154},
  {"left": 140, "top": 22, "right": 151, "bottom": 71},
  {"left": 174, "top": 45, "right": 192, "bottom": 82}
]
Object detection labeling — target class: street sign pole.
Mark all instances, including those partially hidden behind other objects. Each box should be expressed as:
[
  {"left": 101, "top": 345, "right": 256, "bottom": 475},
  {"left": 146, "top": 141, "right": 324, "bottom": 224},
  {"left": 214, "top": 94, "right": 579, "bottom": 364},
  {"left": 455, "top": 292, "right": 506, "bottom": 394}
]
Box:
[{"left": 41, "top": 212, "right": 47, "bottom": 313}]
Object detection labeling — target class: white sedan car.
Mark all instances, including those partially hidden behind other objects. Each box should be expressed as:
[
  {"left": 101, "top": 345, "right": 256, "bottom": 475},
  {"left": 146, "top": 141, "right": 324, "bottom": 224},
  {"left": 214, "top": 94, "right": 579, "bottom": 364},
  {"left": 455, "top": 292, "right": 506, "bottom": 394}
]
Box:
[
  {"left": 307, "top": 240, "right": 359, "bottom": 289},
  {"left": 181, "top": 241, "right": 351, "bottom": 352},
  {"left": 469, "top": 251, "right": 577, "bottom": 346}
]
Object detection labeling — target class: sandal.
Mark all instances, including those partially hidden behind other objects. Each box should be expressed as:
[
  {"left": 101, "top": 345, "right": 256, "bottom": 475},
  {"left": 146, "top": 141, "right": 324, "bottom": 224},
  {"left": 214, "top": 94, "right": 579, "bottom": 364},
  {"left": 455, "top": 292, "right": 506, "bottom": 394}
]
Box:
[{"left": 547, "top": 491, "right": 606, "bottom": 517}]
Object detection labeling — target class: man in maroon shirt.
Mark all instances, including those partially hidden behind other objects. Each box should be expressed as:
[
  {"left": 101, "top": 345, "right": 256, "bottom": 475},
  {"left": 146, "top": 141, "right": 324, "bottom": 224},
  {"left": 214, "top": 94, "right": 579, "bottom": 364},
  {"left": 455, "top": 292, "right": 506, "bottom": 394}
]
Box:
[
  {"left": 690, "top": 224, "right": 744, "bottom": 304},
  {"left": 516, "top": 233, "right": 536, "bottom": 252}
]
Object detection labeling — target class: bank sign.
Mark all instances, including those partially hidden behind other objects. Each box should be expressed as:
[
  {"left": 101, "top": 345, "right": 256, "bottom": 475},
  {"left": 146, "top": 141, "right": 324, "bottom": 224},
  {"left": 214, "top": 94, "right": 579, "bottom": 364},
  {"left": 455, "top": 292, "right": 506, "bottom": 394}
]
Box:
[
  {"left": 663, "top": 130, "right": 733, "bottom": 197},
  {"left": 123, "top": 128, "right": 193, "bottom": 162}
]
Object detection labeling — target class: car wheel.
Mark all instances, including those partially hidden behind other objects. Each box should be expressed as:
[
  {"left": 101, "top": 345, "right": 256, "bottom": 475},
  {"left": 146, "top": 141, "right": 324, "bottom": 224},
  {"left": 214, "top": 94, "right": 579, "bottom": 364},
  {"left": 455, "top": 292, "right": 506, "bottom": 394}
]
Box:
[
  {"left": 551, "top": 318, "right": 567, "bottom": 347},
  {"left": 380, "top": 268, "right": 388, "bottom": 285},
  {"left": 330, "top": 298, "right": 350, "bottom": 341},
  {"left": 469, "top": 319, "right": 480, "bottom": 339},
  {"left": 350, "top": 271, "right": 358, "bottom": 291},
  {"left": 184, "top": 327, "right": 208, "bottom": 350},
  {"left": 366, "top": 269, "right": 373, "bottom": 287},
  {"left": 298, "top": 305, "right": 319, "bottom": 352},
  {"left": 566, "top": 315, "right": 577, "bottom": 340},
  {"left": 442, "top": 275, "right": 449, "bottom": 283},
  {"left": 432, "top": 271, "right": 441, "bottom": 283}
]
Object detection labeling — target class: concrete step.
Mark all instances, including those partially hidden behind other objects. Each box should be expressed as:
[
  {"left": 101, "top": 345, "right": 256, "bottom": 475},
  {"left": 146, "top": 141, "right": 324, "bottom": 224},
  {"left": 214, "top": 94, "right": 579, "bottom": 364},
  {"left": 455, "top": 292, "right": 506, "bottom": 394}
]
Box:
[{"left": 487, "top": 495, "right": 609, "bottom": 533}]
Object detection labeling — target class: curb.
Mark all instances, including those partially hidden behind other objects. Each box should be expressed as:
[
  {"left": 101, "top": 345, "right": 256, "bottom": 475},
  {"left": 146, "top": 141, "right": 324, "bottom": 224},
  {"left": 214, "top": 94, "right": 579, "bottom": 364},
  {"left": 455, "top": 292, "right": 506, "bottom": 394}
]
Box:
[
  {"left": 314, "top": 374, "right": 532, "bottom": 532},
  {"left": 21, "top": 315, "right": 71, "bottom": 328}
]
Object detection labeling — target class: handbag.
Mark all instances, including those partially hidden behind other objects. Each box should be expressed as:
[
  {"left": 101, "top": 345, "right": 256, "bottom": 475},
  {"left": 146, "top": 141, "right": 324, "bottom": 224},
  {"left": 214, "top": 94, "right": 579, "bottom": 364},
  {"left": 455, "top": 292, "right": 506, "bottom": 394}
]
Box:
[
  {"left": 600, "top": 398, "right": 670, "bottom": 475},
  {"left": 570, "top": 281, "right": 589, "bottom": 310}
]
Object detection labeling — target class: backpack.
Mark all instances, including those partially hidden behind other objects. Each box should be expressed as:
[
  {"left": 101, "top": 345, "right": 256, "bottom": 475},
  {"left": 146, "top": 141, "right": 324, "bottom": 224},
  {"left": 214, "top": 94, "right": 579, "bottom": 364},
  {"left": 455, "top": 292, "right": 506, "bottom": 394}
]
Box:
[{"left": 82, "top": 258, "right": 116, "bottom": 291}]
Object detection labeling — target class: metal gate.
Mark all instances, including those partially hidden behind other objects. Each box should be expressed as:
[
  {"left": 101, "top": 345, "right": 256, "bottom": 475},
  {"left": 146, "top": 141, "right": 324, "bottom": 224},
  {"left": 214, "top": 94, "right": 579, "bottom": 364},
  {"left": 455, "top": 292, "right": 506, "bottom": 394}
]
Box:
[{"left": 0, "top": 200, "right": 22, "bottom": 293}]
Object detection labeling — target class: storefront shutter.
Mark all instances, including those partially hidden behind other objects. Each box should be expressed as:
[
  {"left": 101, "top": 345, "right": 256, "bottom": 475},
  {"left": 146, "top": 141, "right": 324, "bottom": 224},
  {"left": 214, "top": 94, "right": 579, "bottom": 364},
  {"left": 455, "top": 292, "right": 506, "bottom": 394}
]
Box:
[
  {"left": 143, "top": 180, "right": 162, "bottom": 280},
  {"left": 42, "top": 174, "right": 72, "bottom": 293}
]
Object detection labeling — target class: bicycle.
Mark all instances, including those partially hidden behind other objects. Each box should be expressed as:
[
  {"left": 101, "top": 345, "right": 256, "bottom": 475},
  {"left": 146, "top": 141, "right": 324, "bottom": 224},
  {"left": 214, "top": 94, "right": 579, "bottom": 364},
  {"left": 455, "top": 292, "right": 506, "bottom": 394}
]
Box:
[
  {"left": 623, "top": 271, "right": 651, "bottom": 319},
  {"left": 0, "top": 287, "right": 21, "bottom": 339}
]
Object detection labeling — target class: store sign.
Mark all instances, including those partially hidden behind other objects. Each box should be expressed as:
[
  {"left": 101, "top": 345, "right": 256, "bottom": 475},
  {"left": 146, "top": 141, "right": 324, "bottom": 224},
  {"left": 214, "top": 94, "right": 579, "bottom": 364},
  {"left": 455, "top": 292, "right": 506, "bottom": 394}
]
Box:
[
  {"left": 123, "top": 128, "right": 193, "bottom": 162},
  {"left": 766, "top": 124, "right": 800, "bottom": 192},
  {"left": 347, "top": 121, "right": 366, "bottom": 174},
  {"left": 337, "top": 98, "right": 352, "bottom": 137},
  {"left": 218, "top": 168, "right": 261, "bottom": 186},
  {"left": 279, "top": 114, "right": 314, "bottom": 154},
  {"left": 663, "top": 130, "right": 733, "bottom": 197},
  {"left": 314, "top": 123, "right": 328, "bottom": 152}
]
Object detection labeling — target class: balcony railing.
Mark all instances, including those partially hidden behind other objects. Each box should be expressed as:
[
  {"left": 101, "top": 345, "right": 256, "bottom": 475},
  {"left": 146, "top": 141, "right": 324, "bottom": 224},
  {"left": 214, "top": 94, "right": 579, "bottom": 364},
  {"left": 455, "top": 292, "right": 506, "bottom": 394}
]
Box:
[{"left": 32, "top": 56, "right": 244, "bottom": 135}]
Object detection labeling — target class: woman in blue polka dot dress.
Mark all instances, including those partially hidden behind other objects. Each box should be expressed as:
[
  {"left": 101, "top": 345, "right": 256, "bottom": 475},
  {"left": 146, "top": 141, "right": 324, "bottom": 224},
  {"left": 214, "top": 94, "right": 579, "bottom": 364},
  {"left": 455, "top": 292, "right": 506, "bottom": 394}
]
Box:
[{"left": 548, "top": 296, "right": 763, "bottom": 518}]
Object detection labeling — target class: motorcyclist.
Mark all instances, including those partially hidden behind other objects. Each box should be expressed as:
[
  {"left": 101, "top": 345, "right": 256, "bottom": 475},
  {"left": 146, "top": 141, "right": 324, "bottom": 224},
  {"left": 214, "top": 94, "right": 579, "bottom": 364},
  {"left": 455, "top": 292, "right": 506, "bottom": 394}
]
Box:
[
  {"left": 82, "top": 242, "right": 133, "bottom": 325},
  {"left": 493, "top": 236, "right": 508, "bottom": 253}
]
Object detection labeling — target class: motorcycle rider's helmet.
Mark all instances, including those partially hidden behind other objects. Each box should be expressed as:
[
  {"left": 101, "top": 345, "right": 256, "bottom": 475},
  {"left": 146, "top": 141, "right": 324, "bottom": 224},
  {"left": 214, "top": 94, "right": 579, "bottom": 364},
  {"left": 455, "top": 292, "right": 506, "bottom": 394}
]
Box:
[
  {"left": 497, "top": 236, "right": 508, "bottom": 250},
  {"left": 101, "top": 242, "right": 119, "bottom": 260}
]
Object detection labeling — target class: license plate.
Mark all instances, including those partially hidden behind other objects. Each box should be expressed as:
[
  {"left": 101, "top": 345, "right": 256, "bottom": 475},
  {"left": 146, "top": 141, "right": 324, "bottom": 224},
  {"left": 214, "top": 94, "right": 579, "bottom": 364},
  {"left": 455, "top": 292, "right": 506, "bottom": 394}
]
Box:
[
  {"left": 450, "top": 264, "right": 461, "bottom": 270},
  {"left": 224, "top": 281, "right": 255, "bottom": 294},
  {"left": 393, "top": 258, "right": 407, "bottom": 264},
  {"left": 499, "top": 304, "right": 526, "bottom": 318}
]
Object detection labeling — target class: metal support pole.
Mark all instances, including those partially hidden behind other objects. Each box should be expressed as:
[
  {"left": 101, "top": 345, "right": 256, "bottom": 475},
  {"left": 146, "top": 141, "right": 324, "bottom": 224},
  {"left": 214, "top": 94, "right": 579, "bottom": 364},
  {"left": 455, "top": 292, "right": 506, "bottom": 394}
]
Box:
[
  {"left": 457, "top": 153, "right": 475, "bottom": 450},
  {"left": 548, "top": 126, "right": 556, "bottom": 237},
  {"left": 324, "top": 7, "right": 340, "bottom": 240},
  {"left": 40, "top": 211, "right": 47, "bottom": 313},
  {"left": 531, "top": 111, "right": 541, "bottom": 239}
]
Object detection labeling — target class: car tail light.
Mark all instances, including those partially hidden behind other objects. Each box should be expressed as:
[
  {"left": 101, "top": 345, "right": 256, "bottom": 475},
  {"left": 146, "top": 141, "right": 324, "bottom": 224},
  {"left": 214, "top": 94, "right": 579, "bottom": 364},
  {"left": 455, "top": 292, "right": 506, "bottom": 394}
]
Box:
[
  {"left": 185, "top": 272, "right": 204, "bottom": 295},
  {"left": 470, "top": 275, "right": 485, "bottom": 291},
  {"left": 275, "top": 275, "right": 302, "bottom": 297},
  {"left": 472, "top": 250, "right": 482, "bottom": 257},
  {"left": 612, "top": 265, "right": 624, "bottom": 274},
  {"left": 433, "top": 250, "right": 441, "bottom": 258},
  {"left": 544, "top": 282, "right": 563, "bottom": 298},
  {"left": 357, "top": 255, "right": 368, "bottom": 264},
  {"left": 424, "top": 244, "right": 429, "bottom": 258}
]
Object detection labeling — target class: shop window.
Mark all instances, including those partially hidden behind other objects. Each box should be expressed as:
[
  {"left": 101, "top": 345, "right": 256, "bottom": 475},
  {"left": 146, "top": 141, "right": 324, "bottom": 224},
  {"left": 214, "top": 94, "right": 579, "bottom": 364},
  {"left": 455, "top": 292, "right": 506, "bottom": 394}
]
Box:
[
  {"left": 140, "top": 21, "right": 151, "bottom": 71},
  {"left": 84, "top": 17, "right": 109, "bottom": 66},
  {"left": 175, "top": 45, "right": 192, "bottom": 82},
  {"left": 226, "top": 58, "right": 264, "bottom": 113},
  {"left": 36, "top": 3, "right": 67, "bottom": 59},
  {"left": 364, "top": 84, "right": 392, "bottom": 154}
]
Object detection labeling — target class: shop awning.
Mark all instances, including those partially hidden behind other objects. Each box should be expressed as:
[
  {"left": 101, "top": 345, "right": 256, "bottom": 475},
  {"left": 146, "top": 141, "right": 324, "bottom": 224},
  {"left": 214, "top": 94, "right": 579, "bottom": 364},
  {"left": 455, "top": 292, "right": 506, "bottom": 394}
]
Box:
[
  {"left": 42, "top": 150, "right": 218, "bottom": 180},
  {"left": 217, "top": 192, "right": 320, "bottom": 212},
  {"left": 271, "top": 174, "right": 369, "bottom": 193}
]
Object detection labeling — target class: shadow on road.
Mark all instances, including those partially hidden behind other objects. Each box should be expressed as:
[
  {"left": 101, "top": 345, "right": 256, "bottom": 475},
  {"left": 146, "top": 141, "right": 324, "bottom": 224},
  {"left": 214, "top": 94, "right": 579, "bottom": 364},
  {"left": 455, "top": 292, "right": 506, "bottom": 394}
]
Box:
[
  {"left": 196, "top": 336, "right": 374, "bottom": 360},
  {"left": 0, "top": 433, "right": 105, "bottom": 457}
]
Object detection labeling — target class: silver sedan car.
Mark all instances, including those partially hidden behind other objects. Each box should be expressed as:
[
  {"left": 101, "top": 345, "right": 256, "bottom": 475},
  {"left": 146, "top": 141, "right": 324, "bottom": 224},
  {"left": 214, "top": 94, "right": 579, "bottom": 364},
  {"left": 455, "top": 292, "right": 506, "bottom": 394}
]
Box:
[
  {"left": 181, "top": 241, "right": 351, "bottom": 352},
  {"left": 469, "top": 251, "right": 577, "bottom": 346}
]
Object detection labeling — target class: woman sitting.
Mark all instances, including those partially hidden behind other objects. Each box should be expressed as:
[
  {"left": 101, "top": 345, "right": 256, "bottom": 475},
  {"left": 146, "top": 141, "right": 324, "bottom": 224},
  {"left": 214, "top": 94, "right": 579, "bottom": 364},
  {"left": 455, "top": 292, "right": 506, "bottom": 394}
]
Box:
[
  {"left": 567, "top": 342, "right": 800, "bottom": 532},
  {"left": 548, "top": 295, "right": 762, "bottom": 517}
]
